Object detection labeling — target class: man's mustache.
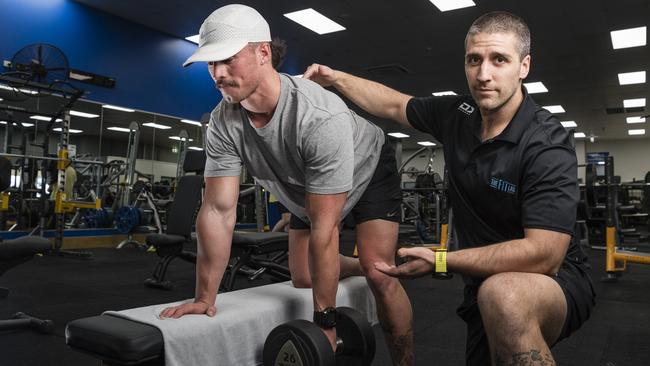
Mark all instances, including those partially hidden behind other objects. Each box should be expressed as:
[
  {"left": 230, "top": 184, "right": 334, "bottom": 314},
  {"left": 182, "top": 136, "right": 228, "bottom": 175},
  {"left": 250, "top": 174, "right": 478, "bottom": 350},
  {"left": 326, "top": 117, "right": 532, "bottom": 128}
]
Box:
[{"left": 216, "top": 80, "right": 238, "bottom": 88}]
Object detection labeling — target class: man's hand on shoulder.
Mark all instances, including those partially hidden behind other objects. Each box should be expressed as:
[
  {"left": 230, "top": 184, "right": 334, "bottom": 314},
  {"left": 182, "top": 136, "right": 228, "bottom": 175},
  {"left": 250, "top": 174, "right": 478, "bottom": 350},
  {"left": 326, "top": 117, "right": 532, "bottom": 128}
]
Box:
[{"left": 303, "top": 63, "right": 338, "bottom": 87}]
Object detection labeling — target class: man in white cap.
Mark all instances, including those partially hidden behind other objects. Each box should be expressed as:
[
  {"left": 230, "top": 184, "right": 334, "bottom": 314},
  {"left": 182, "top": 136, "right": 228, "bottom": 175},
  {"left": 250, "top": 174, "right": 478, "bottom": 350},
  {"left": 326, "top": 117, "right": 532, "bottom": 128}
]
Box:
[{"left": 160, "top": 4, "right": 413, "bottom": 365}]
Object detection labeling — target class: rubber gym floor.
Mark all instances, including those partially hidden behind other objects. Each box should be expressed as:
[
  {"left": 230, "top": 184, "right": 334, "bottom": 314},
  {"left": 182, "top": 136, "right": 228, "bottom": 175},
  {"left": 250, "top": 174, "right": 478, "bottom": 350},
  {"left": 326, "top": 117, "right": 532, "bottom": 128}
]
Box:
[{"left": 1, "top": 231, "right": 649, "bottom": 366}]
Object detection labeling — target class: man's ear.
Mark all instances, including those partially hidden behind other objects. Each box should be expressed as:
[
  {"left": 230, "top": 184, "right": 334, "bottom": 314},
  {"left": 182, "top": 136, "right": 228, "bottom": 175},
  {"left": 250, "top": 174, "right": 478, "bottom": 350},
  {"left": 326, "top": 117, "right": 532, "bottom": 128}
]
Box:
[
  {"left": 520, "top": 54, "right": 531, "bottom": 79},
  {"left": 258, "top": 42, "right": 272, "bottom": 65}
]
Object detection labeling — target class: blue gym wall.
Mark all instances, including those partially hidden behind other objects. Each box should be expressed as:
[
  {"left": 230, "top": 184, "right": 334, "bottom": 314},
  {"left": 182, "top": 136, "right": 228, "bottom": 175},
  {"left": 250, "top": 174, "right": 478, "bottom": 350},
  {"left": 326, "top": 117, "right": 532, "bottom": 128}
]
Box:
[{"left": 0, "top": 0, "right": 220, "bottom": 120}]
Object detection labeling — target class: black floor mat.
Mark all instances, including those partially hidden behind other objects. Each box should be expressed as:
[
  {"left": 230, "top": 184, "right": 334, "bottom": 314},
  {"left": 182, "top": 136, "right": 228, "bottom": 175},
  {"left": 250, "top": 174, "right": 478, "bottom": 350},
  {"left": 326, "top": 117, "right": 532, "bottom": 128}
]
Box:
[{"left": 1, "top": 237, "right": 649, "bottom": 365}]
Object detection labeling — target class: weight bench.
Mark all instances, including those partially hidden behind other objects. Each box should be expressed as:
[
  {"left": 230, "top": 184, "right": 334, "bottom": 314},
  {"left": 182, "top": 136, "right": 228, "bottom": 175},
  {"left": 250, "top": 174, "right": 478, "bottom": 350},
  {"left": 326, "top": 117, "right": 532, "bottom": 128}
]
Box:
[
  {"left": 221, "top": 231, "right": 291, "bottom": 291},
  {"left": 66, "top": 276, "right": 377, "bottom": 366},
  {"left": 147, "top": 230, "right": 290, "bottom": 292},
  {"left": 0, "top": 235, "right": 54, "bottom": 333}
]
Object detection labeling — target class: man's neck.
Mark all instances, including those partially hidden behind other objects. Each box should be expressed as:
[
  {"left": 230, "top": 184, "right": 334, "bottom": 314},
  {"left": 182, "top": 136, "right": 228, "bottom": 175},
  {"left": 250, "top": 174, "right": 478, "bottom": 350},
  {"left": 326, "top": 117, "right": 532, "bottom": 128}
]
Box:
[
  {"left": 241, "top": 71, "right": 281, "bottom": 128},
  {"left": 479, "top": 88, "right": 524, "bottom": 142}
]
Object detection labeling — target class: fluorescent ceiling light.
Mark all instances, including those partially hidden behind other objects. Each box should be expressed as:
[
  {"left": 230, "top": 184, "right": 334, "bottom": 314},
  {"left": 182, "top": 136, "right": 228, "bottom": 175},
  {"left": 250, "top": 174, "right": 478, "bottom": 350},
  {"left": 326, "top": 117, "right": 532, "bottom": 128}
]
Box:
[
  {"left": 30, "top": 115, "right": 62, "bottom": 122},
  {"left": 70, "top": 110, "right": 99, "bottom": 118},
  {"left": 543, "top": 105, "right": 565, "bottom": 113},
  {"left": 388, "top": 132, "right": 410, "bottom": 138},
  {"left": 624, "top": 98, "right": 646, "bottom": 108},
  {"left": 626, "top": 116, "right": 646, "bottom": 124},
  {"left": 185, "top": 34, "right": 200, "bottom": 44},
  {"left": 103, "top": 104, "right": 135, "bottom": 112},
  {"left": 417, "top": 141, "right": 437, "bottom": 146},
  {"left": 143, "top": 122, "right": 171, "bottom": 130},
  {"left": 432, "top": 91, "right": 457, "bottom": 96},
  {"left": 618, "top": 71, "right": 646, "bottom": 85},
  {"left": 53, "top": 128, "right": 83, "bottom": 134},
  {"left": 0, "top": 97, "right": 3, "bottom": 101},
  {"left": 524, "top": 81, "right": 548, "bottom": 94},
  {"left": 573, "top": 132, "right": 586, "bottom": 138},
  {"left": 283, "top": 8, "right": 345, "bottom": 35},
  {"left": 0, "top": 121, "right": 6, "bottom": 125},
  {"left": 560, "top": 121, "right": 577, "bottom": 128},
  {"left": 21, "top": 123, "right": 34, "bottom": 127},
  {"left": 610, "top": 26, "right": 647, "bottom": 49},
  {"left": 628, "top": 129, "right": 646, "bottom": 135},
  {"left": 429, "top": 0, "right": 475, "bottom": 11},
  {"left": 107, "top": 126, "right": 132, "bottom": 132},
  {"left": 169, "top": 136, "right": 194, "bottom": 142},
  {"left": 189, "top": 146, "right": 204, "bottom": 151},
  {"left": 180, "top": 119, "right": 202, "bottom": 126}
]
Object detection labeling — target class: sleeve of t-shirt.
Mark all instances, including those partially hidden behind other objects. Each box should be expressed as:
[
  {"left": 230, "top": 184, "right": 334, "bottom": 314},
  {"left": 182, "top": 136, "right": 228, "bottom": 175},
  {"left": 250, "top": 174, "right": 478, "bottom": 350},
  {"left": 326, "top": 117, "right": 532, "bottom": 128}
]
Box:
[
  {"left": 405, "top": 95, "right": 464, "bottom": 144},
  {"left": 203, "top": 113, "right": 242, "bottom": 177},
  {"left": 521, "top": 145, "right": 579, "bottom": 235},
  {"left": 302, "top": 113, "right": 354, "bottom": 195}
]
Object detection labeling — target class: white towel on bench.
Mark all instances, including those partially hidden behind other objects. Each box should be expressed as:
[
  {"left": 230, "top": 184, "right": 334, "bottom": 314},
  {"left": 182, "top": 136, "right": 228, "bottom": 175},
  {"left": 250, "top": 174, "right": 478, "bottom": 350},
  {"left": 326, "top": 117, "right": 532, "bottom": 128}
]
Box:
[{"left": 105, "top": 276, "right": 377, "bottom": 366}]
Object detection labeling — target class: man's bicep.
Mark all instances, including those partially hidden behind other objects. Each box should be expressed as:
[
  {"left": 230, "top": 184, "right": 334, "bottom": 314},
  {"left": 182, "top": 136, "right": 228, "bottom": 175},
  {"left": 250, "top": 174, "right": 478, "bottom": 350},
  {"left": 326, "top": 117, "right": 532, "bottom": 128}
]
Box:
[{"left": 203, "top": 176, "right": 240, "bottom": 213}]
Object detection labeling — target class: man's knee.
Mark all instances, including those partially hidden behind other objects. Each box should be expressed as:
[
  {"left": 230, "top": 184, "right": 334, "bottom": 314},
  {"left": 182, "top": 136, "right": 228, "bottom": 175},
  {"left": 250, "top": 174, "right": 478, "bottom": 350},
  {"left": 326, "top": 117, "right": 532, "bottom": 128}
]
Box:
[
  {"left": 477, "top": 273, "right": 534, "bottom": 336},
  {"left": 363, "top": 264, "right": 401, "bottom": 296}
]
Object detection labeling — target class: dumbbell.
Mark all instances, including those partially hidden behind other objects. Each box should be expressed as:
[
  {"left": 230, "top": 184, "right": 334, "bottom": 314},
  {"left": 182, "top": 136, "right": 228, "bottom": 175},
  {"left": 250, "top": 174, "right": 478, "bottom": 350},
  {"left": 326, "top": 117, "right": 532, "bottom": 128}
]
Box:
[{"left": 263, "top": 307, "right": 375, "bottom": 366}]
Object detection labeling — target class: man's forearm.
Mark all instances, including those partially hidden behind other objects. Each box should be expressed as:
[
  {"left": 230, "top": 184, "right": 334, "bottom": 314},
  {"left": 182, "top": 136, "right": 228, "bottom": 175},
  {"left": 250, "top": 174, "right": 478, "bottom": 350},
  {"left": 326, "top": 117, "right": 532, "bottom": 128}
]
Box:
[
  {"left": 332, "top": 71, "right": 411, "bottom": 124},
  {"left": 308, "top": 226, "right": 340, "bottom": 311},
  {"left": 447, "top": 237, "right": 567, "bottom": 277},
  {"left": 195, "top": 209, "right": 236, "bottom": 305}
]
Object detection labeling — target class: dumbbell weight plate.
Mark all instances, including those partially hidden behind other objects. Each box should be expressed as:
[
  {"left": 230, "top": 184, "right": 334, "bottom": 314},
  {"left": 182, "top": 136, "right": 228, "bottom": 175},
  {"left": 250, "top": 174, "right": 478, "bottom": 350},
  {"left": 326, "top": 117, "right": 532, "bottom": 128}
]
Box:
[
  {"left": 263, "top": 319, "right": 335, "bottom": 366},
  {"left": 336, "top": 307, "right": 376, "bottom": 366}
]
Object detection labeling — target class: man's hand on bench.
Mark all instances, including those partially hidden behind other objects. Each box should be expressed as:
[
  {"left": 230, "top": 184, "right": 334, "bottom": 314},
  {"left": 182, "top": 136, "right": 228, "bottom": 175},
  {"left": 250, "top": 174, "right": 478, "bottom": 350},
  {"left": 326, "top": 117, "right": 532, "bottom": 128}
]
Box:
[{"left": 159, "top": 300, "right": 216, "bottom": 319}]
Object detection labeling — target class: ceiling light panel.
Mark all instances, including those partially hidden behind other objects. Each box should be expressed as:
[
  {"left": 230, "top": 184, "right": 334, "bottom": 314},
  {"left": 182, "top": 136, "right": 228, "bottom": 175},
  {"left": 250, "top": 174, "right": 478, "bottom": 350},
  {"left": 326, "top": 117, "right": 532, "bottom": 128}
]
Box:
[
  {"left": 618, "top": 71, "right": 646, "bottom": 85},
  {"left": 524, "top": 82, "right": 548, "bottom": 94},
  {"left": 417, "top": 141, "right": 437, "bottom": 146},
  {"left": 388, "top": 132, "right": 410, "bottom": 138},
  {"left": 283, "top": 8, "right": 345, "bottom": 35},
  {"left": 103, "top": 104, "right": 135, "bottom": 112},
  {"left": 429, "top": 0, "right": 476, "bottom": 12},
  {"left": 432, "top": 91, "right": 457, "bottom": 96},
  {"left": 560, "top": 121, "right": 577, "bottom": 128},
  {"left": 610, "top": 26, "right": 647, "bottom": 49},
  {"left": 624, "top": 98, "right": 646, "bottom": 108},
  {"left": 70, "top": 110, "right": 99, "bottom": 118},
  {"left": 143, "top": 122, "right": 171, "bottom": 130},
  {"left": 626, "top": 116, "right": 646, "bottom": 124},
  {"left": 543, "top": 105, "right": 565, "bottom": 113}
]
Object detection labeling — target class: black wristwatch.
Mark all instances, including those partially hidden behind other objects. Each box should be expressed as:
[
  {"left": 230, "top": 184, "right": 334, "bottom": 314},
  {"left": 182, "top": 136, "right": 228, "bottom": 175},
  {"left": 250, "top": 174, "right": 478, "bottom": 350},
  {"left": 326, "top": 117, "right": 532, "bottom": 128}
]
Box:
[{"left": 313, "top": 307, "right": 337, "bottom": 328}]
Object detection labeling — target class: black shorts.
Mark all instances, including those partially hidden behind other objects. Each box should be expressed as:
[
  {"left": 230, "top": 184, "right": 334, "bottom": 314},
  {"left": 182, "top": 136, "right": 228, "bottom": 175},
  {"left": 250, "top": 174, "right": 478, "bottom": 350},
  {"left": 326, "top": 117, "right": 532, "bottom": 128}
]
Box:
[
  {"left": 289, "top": 139, "right": 402, "bottom": 230},
  {"left": 456, "top": 261, "right": 596, "bottom": 365},
  {"left": 277, "top": 202, "right": 289, "bottom": 214}
]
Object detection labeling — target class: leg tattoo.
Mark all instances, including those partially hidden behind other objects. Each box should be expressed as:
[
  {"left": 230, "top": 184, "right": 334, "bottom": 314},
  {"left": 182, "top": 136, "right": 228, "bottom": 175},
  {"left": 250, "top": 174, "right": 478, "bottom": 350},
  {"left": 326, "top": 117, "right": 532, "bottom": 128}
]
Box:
[{"left": 494, "top": 349, "right": 555, "bottom": 366}]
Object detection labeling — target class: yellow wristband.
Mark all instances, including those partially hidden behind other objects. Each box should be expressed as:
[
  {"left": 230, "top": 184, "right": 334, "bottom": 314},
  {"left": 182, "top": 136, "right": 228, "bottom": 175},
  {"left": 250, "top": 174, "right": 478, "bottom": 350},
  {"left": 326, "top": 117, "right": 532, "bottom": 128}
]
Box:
[{"left": 435, "top": 249, "right": 447, "bottom": 273}]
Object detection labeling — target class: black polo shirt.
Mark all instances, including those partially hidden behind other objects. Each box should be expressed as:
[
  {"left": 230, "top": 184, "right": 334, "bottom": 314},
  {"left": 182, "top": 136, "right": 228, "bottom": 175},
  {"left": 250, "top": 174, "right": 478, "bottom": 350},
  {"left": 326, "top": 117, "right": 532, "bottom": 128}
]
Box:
[{"left": 406, "top": 88, "right": 586, "bottom": 282}]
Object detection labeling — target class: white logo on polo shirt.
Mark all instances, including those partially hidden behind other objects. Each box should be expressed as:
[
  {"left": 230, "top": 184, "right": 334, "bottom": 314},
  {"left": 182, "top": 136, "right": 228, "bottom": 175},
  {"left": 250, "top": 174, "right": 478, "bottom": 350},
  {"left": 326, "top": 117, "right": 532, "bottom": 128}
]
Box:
[{"left": 458, "top": 102, "right": 475, "bottom": 115}]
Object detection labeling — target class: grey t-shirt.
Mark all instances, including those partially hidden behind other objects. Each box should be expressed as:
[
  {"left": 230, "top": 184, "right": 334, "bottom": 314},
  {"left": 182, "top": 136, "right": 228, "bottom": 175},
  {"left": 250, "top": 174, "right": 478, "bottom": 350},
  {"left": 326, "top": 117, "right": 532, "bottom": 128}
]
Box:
[{"left": 204, "top": 73, "right": 385, "bottom": 223}]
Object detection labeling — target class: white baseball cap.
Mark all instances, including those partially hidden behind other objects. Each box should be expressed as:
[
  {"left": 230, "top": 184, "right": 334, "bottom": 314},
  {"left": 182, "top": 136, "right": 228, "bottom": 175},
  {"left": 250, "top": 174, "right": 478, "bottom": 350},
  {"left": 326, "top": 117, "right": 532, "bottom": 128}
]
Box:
[{"left": 183, "top": 4, "right": 271, "bottom": 67}]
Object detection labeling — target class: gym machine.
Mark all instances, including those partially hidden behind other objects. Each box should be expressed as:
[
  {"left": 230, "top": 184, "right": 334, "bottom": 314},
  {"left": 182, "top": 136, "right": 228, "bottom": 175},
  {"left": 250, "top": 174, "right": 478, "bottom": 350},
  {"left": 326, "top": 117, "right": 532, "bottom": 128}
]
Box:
[
  {"left": 398, "top": 146, "right": 449, "bottom": 247},
  {"left": 580, "top": 157, "right": 650, "bottom": 281}
]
